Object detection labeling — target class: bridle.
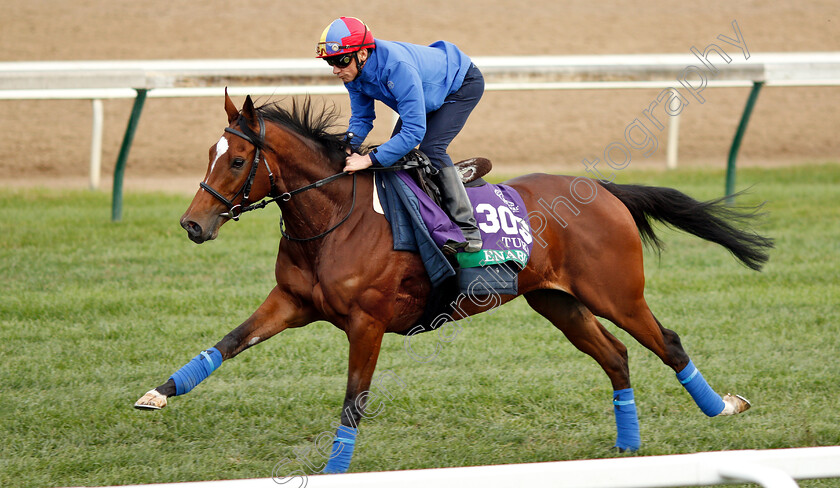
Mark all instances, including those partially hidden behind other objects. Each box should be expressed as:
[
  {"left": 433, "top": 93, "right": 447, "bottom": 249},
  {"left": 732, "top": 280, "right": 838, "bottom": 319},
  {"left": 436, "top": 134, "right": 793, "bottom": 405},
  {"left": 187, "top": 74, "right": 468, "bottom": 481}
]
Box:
[
  {"left": 199, "top": 114, "right": 356, "bottom": 242},
  {"left": 200, "top": 115, "right": 273, "bottom": 221}
]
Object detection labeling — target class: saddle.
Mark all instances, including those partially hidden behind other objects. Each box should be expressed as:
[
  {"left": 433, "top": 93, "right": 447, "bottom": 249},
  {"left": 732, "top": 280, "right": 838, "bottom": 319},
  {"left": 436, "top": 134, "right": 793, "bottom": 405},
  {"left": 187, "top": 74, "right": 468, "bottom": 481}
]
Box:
[{"left": 389, "top": 149, "right": 493, "bottom": 207}]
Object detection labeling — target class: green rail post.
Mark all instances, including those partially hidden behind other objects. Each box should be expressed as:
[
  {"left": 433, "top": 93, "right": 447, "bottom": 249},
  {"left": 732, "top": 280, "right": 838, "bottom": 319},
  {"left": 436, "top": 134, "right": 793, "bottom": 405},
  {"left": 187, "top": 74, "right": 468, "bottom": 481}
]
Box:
[
  {"left": 725, "top": 81, "right": 764, "bottom": 205},
  {"left": 111, "top": 88, "right": 149, "bottom": 222}
]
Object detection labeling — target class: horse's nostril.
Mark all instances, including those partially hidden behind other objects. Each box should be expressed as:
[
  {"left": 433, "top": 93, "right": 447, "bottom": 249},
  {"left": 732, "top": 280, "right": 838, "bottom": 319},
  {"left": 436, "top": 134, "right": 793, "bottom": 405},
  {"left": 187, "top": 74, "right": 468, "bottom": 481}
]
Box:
[{"left": 181, "top": 219, "right": 202, "bottom": 238}]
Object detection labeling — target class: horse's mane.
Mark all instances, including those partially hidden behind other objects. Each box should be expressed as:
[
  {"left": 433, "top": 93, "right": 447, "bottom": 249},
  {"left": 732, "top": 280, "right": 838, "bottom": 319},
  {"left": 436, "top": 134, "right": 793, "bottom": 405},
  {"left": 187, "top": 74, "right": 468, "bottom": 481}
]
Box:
[{"left": 253, "top": 97, "right": 350, "bottom": 166}]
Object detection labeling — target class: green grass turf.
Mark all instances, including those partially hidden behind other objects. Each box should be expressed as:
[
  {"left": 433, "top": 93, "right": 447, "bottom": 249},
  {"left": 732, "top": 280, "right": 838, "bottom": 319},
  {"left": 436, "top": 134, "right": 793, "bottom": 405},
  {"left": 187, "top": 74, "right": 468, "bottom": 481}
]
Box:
[{"left": 1, "top": 163, "right": 838, "bottom": 487}]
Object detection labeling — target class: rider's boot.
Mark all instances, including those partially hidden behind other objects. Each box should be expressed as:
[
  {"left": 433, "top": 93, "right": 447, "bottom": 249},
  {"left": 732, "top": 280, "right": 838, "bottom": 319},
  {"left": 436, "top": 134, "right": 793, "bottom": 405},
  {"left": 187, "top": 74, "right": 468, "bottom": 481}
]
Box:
[{"left": 438, "top": 165, "right": 482, "bottom": 253}]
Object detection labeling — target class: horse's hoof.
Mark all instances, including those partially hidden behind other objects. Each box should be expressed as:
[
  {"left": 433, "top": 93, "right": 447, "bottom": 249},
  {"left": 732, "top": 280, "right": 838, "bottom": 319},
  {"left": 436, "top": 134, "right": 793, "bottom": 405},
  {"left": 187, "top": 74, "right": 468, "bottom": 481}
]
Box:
[
  {"left": 608, "top": 445, "right": 638, "bottom": 455},
  {"left": 134, "top": 389, "right": 167, "bottom": 410},
  {"left": 719, "top": 393, "right": 751, "bottom": 416}
]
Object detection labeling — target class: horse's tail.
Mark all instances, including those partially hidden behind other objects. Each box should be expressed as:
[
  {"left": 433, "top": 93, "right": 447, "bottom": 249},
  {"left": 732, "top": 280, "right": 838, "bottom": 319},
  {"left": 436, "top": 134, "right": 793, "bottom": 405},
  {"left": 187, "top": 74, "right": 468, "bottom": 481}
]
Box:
[{"left": 600, "top": 182, "right": 774, "bottom": 271}]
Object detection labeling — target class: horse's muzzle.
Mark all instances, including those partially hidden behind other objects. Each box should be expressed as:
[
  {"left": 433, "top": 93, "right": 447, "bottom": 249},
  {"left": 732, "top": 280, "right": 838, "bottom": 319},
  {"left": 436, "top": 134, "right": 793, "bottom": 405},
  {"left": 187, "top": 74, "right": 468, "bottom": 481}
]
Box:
[{"left": 181, "top": 218, "right": 209, "bottom": 244}]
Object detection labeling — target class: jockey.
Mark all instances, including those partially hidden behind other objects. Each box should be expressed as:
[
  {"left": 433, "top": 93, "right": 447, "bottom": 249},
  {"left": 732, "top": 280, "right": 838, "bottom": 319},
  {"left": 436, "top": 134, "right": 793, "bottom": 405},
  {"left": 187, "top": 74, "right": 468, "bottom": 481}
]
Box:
[{"left": 316, "top": 16, "right": 484, "bottom": 253}]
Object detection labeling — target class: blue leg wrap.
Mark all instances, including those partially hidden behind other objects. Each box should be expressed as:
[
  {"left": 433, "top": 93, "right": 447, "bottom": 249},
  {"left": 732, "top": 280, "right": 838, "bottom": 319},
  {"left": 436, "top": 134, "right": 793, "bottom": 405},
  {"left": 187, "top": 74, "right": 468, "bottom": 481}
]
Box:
[
  {"left": 169, "top": 347, "right": 223, "bottom": 396},
  {"left": 322, "top": 425, "right": 358, "bottom": 474},
  {"left": 613, "top": 388, "right": 641, "bottom": 451},
  {"left": 677, "top": 360, "right": 725, "bottom": 417}
]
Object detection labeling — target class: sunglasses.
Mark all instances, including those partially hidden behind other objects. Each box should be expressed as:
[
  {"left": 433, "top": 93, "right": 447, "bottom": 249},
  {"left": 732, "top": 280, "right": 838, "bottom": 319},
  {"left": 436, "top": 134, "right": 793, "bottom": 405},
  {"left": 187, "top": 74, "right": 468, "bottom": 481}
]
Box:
[{"left": 324, "top": 54, "right": 354, "bottom": 69}]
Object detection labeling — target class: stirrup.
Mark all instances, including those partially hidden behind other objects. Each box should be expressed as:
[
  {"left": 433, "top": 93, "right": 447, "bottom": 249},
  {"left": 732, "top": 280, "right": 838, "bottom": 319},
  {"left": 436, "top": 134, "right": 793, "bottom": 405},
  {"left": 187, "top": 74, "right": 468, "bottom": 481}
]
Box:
[
  {"left": 463, "top": 238, "right": 483, "bottom": 253},
  {"left": 442, "top": 238, "right": 482, "bottom": 256},
  {"left": 442, "top": 239, "right": 467, "bottom": 256}
]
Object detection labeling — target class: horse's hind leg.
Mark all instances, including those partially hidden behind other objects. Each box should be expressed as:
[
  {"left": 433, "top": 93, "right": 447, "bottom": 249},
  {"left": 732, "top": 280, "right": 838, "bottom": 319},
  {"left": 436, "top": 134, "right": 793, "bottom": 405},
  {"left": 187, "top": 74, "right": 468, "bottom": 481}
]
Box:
[
  {"left": 525, "top": 289, "right": 641, "bottom": 451},
  {"left": 600, "top": 296, "right": 751, "bottom": 417}
]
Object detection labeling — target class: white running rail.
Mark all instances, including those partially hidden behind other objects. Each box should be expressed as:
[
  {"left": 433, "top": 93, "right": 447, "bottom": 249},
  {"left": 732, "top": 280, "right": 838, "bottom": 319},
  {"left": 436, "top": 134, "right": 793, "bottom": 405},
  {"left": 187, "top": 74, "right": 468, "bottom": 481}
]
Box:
[
  {"left": 1, "top": 53, "right": 839, "bottom": 191},
  {"left": 63, "top": 446, "right": 840, "bottom": 488}
]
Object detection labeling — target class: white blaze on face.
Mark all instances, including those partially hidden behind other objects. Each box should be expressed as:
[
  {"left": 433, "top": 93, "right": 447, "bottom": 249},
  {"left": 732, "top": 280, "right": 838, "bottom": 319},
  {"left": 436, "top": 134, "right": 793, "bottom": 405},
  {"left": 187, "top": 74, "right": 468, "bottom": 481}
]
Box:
[{"left": 204, "top": 136, "right": 229, "bottom": 184}]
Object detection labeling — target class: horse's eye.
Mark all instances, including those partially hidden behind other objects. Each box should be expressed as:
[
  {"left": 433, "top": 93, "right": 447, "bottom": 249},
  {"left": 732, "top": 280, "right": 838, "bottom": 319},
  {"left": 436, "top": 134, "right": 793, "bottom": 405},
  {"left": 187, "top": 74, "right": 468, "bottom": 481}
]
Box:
[{"left": 231, "top": 157, "right": 246, "bottom": 169}]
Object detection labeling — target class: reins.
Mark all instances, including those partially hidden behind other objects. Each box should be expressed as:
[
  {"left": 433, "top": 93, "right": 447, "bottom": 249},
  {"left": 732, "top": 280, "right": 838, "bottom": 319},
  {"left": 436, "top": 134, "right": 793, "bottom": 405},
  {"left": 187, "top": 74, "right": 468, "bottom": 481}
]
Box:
[
  {"left": 275, "top": 158, "right": 427, "bottom": 241},
  {"left": 199, "top": 114, "right": 357, "bottom": 242},
  {"left": 200, "top": 113, "right": 417, "bottom": 242},
  {"left": 279, "top": 173, "right": 357, "bottom": 242}
]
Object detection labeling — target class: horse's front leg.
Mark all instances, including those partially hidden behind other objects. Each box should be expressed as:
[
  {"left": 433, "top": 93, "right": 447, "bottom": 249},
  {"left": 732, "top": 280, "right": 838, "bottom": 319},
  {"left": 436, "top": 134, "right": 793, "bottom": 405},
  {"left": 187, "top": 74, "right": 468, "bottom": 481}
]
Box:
[
  {"left": 321, "top": 315, "right": 387, "bottom": 474},
  {"left": 134, "top": 286, "right": 316, "bottom": 409}
]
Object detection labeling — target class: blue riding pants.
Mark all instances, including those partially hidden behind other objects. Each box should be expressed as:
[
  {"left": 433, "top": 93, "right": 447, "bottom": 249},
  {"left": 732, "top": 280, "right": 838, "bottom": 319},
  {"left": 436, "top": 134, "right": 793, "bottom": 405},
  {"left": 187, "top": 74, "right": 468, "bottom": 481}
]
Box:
[{"left": 392, "top": 64, "right": 485, "bottom": 169}]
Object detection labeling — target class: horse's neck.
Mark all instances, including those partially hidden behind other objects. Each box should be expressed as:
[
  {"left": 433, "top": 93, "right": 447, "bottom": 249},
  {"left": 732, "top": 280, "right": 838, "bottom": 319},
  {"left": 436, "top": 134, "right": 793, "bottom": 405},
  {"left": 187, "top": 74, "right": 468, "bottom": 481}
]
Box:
[{"left": 274, "top": 142, "right": 353, "bottom": 242}]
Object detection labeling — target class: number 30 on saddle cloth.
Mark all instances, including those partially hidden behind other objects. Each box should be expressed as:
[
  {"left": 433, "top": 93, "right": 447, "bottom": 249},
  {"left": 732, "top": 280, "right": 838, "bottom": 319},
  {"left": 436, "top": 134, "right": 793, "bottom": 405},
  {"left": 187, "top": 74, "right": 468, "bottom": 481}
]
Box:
[{"left": 373, "top": 158, "right": 533, "bottom": 298}]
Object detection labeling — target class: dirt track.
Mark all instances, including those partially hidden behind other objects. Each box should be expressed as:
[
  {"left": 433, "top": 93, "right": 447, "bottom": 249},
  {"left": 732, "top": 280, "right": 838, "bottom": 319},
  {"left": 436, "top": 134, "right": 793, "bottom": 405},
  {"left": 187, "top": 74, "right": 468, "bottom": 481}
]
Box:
[{"left": 1, "top": 1, "right": 838, "bottom": 192}]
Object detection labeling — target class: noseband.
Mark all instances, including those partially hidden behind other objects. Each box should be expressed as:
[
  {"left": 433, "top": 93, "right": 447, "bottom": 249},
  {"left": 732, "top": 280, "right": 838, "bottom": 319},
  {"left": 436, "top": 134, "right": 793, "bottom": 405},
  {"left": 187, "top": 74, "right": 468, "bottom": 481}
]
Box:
[{"left": 199, "top": 114, "right": 356, "bottom": 242}]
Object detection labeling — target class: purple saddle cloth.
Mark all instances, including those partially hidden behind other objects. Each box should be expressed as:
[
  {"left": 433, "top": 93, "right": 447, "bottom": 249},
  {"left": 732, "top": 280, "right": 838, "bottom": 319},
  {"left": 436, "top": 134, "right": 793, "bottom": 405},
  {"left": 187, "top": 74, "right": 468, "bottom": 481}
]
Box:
[{"left": 376, "top": 170, "right": 533, "bottom": 291}]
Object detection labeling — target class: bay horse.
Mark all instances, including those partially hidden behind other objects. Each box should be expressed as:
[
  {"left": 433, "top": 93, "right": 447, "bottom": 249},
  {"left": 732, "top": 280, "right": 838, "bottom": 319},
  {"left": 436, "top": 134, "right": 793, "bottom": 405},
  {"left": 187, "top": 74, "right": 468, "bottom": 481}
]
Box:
[{"left": 135, "top": 92, "right": 772, "bottom": 474}]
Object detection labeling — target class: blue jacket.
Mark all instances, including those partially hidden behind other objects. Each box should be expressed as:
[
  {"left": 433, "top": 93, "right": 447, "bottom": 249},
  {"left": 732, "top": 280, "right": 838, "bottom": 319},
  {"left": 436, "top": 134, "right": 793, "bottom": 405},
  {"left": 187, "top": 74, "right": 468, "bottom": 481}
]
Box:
[{"left": 345, "top": 39, "right": 473, "bottom": 166}]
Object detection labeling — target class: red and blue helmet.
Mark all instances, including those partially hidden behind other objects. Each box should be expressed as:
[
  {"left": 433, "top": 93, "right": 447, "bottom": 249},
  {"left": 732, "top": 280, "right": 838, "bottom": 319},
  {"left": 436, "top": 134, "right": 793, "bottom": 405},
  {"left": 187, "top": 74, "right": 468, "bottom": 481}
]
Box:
[{"left": 316, "top": 17, "right": 375, "bottom": 58}]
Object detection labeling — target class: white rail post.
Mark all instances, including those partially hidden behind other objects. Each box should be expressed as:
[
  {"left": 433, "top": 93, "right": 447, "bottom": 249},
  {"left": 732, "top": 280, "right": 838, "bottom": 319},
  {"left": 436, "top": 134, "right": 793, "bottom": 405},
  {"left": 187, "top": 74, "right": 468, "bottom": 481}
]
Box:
[
  {"left": 666, "top": 110, "right": 680, "bottom": 169},
  {"left": 89, "top": 98, "right": 104, "bottom": 190}
]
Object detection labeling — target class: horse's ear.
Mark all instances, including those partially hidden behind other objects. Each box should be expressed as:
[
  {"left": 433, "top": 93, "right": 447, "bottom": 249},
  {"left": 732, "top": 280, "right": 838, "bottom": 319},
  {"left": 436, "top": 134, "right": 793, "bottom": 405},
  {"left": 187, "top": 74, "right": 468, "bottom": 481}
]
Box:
[
  {"left": 224, "top": 87, "right": 239, "bottom": 124},
  {"left": 241, "top": 95, "right": 258, "bottom": 124}
]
